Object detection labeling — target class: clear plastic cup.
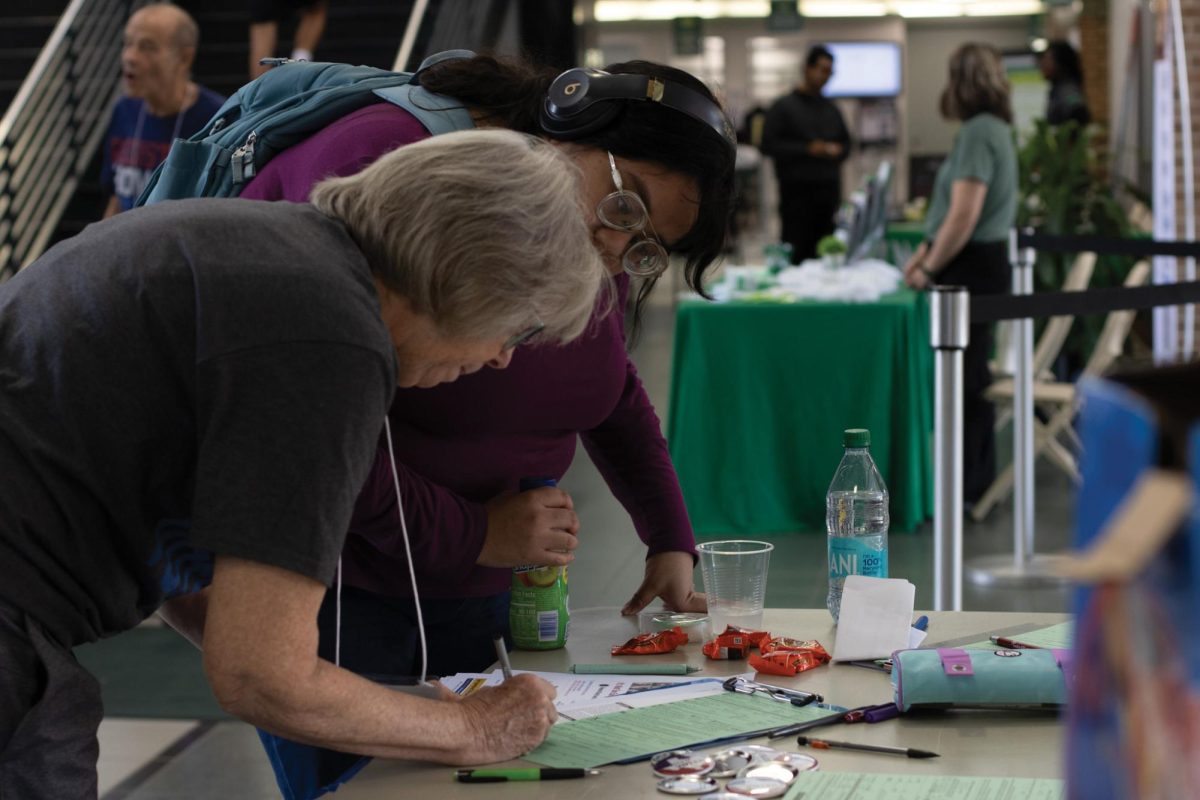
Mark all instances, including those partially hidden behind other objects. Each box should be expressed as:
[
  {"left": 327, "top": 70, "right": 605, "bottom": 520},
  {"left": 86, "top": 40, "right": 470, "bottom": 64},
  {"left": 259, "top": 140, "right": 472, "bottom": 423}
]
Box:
[{"left": 696, "top": 540, "right": 774, "bottom": 634}]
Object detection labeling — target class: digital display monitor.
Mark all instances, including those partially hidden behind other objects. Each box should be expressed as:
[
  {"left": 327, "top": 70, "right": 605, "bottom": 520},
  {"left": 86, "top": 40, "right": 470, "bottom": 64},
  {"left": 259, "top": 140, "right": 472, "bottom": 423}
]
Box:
[{"left": 822, "top": 42, "right": 903, "bottom": 98}]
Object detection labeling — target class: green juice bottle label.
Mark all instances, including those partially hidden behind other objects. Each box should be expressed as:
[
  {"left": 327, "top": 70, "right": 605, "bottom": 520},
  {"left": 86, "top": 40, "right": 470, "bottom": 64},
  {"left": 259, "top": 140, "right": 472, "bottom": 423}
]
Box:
[{"left": 510, "top": 478, "right": 569, "bottom": 650}]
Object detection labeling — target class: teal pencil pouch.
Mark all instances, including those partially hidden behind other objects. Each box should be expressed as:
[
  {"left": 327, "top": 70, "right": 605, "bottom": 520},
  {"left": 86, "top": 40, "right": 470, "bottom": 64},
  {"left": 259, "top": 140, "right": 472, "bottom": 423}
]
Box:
[{"left": 891, "top": 647, "right": 1070, "bottom": 711}]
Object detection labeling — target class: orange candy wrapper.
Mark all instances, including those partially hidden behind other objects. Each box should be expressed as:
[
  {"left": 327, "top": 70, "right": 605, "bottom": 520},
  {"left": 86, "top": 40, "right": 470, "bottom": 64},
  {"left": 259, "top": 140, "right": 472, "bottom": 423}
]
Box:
[
  {"left": 611, "top": 626, "right": 689, "bottom": 655},
  {"left": 749, "top": 640, "right": 831, "bottom": 676},
  {"left": 701, "top": 626, "right": 771, "bottom": 660}
]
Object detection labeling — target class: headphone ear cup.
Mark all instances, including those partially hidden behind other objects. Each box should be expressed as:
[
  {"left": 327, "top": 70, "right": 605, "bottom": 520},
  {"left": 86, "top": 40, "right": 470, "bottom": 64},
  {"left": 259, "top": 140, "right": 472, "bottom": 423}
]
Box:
[{"left": 539, "top": 68, "right": 624, "bottom": 140}]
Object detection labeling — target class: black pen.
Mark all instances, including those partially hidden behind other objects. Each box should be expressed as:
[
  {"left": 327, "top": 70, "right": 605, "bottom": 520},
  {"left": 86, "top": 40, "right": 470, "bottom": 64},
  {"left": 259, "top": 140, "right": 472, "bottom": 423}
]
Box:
[
  {"left": 455, "top": 768, "right": 602, "bottom": 782},
  {"left": 797, "top": 735, "right": 939, "bottom": 759}
]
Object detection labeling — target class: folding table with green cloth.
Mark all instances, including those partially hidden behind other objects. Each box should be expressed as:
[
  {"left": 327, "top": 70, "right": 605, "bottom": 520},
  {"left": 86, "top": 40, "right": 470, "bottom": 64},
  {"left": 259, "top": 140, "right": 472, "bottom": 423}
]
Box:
[{"left": 667, "top": 289, "right": 934, "bottom": 535}]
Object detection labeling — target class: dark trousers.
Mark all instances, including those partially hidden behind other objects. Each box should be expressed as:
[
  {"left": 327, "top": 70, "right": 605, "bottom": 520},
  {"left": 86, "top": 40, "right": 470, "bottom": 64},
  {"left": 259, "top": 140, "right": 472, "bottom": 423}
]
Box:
[
  {"left": 0, "top": 602, "right": 102, "bottom": 799},
  {"left": 315, "top": 587, "right": 511, "bottom": 679},
  {"left": 777, "top": 178, "right": 841, "bottom": 262},
  {"left": 934, "top": 240, "right": 1012, "bottom": 504}
]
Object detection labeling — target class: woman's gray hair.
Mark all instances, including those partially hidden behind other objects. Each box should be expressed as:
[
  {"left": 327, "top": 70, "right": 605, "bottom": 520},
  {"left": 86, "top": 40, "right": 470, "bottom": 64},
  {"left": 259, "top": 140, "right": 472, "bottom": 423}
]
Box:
[{"left": 310, "top": 128, "right": 610, "bottom": 344}]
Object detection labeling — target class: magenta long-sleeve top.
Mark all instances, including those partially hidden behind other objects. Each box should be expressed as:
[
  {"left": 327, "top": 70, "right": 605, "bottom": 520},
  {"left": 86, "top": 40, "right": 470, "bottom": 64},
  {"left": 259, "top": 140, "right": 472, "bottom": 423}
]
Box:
[{"left": 242, "top": 102, "right": 697, "bottom": 598}]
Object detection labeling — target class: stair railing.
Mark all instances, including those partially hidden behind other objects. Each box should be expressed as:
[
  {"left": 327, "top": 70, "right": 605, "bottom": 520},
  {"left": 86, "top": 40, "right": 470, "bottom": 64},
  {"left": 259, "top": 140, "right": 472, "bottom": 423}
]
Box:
[{"left": 0, "top": 0, "right": 133, "bottom": 281}]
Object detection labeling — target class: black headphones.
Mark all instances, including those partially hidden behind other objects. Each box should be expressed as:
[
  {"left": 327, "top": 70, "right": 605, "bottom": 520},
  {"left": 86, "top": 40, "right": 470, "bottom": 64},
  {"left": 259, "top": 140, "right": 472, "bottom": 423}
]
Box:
[{"left": 540, "top": 68, "right": 736, "bottom": 150}]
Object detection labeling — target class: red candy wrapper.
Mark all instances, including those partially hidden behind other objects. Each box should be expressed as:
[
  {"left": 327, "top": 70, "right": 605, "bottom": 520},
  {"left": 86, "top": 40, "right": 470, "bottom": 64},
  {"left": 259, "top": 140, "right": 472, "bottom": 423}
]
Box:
[
  {"left": 701, "top": 626, "right": 771, "bottom": 660},
  {"left": 748, "top": 640, "right": 831, "bottom": 675},
  {"left": 611, "top": 626, "right": 689, "bottom": 655}
]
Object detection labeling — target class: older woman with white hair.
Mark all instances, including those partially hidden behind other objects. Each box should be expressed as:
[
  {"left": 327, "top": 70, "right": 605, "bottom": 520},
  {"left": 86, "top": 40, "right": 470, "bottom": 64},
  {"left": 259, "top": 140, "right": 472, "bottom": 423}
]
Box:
[{"left": 0, "top": 129, "right": 607, "bottom": 797}]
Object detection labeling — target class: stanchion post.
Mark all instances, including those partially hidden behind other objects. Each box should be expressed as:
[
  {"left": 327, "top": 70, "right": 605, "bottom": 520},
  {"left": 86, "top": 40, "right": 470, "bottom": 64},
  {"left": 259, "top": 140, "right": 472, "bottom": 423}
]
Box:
[
  {"left": 1011, "top": 231, "right": 1036, "bottom": 565},
  {"left": 930, "top": 286, "right": 969, "bottom": 611}
]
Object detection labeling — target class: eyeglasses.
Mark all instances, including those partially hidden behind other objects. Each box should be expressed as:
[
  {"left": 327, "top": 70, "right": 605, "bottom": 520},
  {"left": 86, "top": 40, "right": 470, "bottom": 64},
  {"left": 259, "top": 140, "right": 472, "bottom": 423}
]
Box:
[
  {"left": 598, "top": 152, "right": 670, "bottom": 279},
  {"left": 723, "top": 676, "right": 823, "bottom": 707},
  {"left": 503, "top": 319, "right": 545, "bottom": 351}
]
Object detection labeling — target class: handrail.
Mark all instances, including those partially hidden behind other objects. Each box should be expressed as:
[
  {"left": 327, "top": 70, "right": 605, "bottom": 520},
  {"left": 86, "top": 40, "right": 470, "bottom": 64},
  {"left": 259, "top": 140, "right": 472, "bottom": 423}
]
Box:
[{"left": 0, "top": 0, "right": 133, "bottom": 281}]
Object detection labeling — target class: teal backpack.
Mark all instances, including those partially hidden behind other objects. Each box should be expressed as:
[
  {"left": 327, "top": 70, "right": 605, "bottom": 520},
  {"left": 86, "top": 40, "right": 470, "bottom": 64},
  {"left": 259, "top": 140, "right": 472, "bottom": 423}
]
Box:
[{"left": 136, "top": 50, "right": 476, "bottom": 206}]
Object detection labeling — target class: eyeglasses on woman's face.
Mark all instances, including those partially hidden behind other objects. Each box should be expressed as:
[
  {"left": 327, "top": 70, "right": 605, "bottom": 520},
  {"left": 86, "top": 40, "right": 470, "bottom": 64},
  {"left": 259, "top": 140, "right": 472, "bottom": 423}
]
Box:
[
  {"left": 596, "top": 152, "right": 670, "bottom": 278},
  {"left": 503, "top": 319, "right": 544, "bottom": 351}
]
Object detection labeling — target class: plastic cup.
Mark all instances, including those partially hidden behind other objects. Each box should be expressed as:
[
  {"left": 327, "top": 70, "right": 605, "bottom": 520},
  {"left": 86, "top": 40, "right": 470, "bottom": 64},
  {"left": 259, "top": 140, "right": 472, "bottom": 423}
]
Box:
[{"left": 696, "top": 540, "right": 774, "bottom": 634}]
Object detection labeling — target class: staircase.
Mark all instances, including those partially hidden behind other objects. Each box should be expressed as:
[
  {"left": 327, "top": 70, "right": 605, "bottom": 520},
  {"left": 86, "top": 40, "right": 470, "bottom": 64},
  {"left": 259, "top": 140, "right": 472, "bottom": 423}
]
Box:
[{"left": 0, "top": 0, "right": 71, "bottom": 113}]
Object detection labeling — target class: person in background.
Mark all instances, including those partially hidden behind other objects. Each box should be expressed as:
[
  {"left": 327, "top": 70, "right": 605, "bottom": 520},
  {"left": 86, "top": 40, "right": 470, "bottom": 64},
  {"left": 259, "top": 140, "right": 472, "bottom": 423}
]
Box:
[
  {"left": 1039, "top": 40, "right": 1091, "bottom": 129},
  {"left": 0, "top": 129, "right": 609, "bottom": 797},
  {"left": 235, "top": 54, "right": 735, "bottom": 681},
  {"left": 102, "top": 2, "right": 224, "bottom": 218},
  {"left": 903, "top": 43, "right": 1018, "bottom": 506},
  {"left": 249, "top": 0, "right": 329, "bottom": 78},
  {"left": 762, "top": 45, "right": 851, "bottom": 262}
]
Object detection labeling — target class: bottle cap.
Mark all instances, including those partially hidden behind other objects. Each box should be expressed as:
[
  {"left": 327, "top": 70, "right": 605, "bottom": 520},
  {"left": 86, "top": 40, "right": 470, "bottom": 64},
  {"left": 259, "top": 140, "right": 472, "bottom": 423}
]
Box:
[{"left": 843, "top": 428, "right": 870, "bottom": 448}]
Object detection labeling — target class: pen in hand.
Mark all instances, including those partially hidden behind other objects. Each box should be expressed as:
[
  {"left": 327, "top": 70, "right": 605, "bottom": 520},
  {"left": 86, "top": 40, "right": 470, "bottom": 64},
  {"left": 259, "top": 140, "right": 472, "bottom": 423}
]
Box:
[
  {"left": 797, "top": 736, "right": 939, "bottom": 759},
  {"left": 456, "top": 768, "right": 602, "bottom": 782},
  {"left": 493, "top": 635, "right": 513, "bottom": 680}
]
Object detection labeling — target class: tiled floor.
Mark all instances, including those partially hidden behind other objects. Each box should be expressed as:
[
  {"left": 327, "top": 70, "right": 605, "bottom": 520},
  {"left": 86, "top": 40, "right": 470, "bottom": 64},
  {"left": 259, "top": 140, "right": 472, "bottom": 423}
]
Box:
[{"left": 92, "top": 277, "right": 1080, "bottom": 797}]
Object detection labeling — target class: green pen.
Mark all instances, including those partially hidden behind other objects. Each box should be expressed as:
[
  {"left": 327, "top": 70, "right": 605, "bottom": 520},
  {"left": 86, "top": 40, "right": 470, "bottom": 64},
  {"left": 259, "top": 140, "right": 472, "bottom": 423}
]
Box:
[
  {"left": 570, "top": 663, "right": 700, "bottom": 675},
  {"left": 454, "top": 768, "right": 602, "bottom": 782}
]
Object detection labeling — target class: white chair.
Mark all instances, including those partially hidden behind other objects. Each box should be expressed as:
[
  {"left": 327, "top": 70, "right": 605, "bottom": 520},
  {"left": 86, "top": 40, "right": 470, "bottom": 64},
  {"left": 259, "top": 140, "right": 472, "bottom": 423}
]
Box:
[{"left": 971, "top": 259, "right": 1150, "bottom": 521}]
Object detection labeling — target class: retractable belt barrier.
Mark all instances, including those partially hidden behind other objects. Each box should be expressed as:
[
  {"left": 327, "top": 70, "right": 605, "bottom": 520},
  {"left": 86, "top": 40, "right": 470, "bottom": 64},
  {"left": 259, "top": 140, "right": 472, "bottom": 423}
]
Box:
[
  {"left": 972, "top": 279, "right": 1200, "bottom": 324},
  {"left": 931, "top": 230, "right": 1200, "bottom": 610},
  {"left": 1015, "top": 231, "right": 1200, "bottom": 259}
]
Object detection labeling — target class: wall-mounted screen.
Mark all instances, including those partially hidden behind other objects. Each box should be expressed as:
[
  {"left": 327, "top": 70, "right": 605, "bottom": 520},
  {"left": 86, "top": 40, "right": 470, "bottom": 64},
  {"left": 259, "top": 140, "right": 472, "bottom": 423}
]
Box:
[{"left": 822, "top": 42, "right": 903, "bottom": 98}]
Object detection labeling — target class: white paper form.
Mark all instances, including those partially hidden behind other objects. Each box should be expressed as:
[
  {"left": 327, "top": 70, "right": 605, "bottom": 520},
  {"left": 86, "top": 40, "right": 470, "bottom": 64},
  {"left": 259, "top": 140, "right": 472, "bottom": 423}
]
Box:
[
  {"left": 832, "top": 575, "right": 916, "bottom": 661},
  {"left": 439, "top": 669, "right": 750, "bottom": 720}
]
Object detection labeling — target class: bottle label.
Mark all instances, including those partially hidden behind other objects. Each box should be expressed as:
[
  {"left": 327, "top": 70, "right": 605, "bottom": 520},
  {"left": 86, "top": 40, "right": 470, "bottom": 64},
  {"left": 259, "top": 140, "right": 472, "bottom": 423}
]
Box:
[
  {"left": 510, "top": 566, "right": 569, "bottom": 649},
  {"left": 828, "top": 538, "right": 888, "bottom": 580}
]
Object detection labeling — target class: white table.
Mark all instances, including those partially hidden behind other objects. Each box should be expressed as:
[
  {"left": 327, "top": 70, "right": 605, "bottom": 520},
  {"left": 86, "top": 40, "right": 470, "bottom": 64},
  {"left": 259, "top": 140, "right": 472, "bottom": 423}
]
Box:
[{"left": 336, "top": 607, "right": 1067, "bottom": 798}]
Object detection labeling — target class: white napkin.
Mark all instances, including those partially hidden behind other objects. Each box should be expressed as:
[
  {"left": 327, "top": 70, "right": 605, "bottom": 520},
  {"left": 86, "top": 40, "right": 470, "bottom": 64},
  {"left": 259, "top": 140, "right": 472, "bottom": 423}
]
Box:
[{"left": 831, "top": 575, "right": 917, "bottom": 661}]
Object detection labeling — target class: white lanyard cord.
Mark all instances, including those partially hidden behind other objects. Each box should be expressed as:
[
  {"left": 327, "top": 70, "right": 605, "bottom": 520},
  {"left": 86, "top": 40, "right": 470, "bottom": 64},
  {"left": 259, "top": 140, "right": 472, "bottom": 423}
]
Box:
[{"left": 333, "top": 417, "right": 428, "bottom": 684}]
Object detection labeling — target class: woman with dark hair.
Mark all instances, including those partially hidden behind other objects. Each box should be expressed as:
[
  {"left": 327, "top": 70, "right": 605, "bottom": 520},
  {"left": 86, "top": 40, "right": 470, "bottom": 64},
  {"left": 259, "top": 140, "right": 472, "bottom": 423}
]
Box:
[
  {"left": 236, "top": 54, "right": 736, "bottom": 679},
  {"left": 902, "top": 43, "right": 1017, "bottom": 505},
  {"left": 1039, "top": 40, "right": 1091, "bottom": 128}
]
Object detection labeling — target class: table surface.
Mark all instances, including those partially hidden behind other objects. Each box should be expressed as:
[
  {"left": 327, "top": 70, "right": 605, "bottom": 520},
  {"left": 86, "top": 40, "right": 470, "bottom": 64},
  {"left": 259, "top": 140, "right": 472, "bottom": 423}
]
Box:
[
  {"left": 667, "top": 290, "right": 933, "bottom": 534},
  {"left": 338, "top": 607, "right": 1067, "bottom": 798}
]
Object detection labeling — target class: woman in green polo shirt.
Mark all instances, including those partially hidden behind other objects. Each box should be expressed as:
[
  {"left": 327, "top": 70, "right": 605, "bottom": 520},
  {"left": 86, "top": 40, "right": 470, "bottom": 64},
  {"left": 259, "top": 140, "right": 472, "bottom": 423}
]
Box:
[{"left": 902, "top": 42, "right": 1017, "bottom": 505}]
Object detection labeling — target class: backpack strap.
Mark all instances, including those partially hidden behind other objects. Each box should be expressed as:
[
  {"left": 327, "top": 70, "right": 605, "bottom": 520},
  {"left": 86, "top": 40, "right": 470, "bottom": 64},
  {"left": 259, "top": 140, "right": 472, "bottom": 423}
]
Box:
[{"left": 374, "top": 49, "right": 476, "bottom": 136}]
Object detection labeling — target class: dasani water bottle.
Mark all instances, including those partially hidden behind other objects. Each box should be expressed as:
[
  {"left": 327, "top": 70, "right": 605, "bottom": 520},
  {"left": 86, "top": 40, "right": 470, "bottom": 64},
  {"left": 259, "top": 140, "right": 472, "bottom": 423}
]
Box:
[{"left": 826, "top": 428, "right": 889, "bottom": 623}]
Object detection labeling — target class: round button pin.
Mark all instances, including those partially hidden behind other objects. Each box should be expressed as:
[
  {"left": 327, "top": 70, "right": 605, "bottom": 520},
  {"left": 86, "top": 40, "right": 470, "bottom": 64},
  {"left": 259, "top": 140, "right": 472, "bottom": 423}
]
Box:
[
  {"left": 651, "top": 749, "right": 716, "bottom": 777},
  {"left": 725, "top": 776, "right": 791, "bottom": 797},
  {"left": 657, "top": 775, "right": 721, "bottom": 795}
]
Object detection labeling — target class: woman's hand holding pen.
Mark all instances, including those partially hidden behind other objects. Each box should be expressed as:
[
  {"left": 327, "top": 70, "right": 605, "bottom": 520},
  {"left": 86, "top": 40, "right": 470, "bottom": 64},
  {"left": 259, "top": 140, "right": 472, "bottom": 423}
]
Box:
[{"left": 456, "top": 674, "right": 558, "bottom": 764}]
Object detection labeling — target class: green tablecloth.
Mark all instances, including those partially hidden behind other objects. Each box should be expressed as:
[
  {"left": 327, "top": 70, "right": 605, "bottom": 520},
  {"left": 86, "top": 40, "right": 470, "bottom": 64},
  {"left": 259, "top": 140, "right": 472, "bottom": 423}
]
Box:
[{"left": 667, "top": 290, "right": 933, "bottom": 534}]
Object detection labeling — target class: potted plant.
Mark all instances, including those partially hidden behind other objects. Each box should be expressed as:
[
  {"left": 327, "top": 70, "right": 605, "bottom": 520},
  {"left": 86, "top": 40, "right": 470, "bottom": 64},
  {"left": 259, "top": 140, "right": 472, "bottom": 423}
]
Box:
[
  {"left": 816, "top": 234, "right": 848, "bottom": 269},
  {"left": 1017, "top": 119, "right": 1137, "bottom": 374}
]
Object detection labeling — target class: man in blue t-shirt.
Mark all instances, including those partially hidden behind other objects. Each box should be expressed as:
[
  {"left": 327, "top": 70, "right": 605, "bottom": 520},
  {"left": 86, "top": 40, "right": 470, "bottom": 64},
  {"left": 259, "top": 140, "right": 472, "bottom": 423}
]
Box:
[{"left": 101, "top": 3, "right": 224, "bottom": 217}]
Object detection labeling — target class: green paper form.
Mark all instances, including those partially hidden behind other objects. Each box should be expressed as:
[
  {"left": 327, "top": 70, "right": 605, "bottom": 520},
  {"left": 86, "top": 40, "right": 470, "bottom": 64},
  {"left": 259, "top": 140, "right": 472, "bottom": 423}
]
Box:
[
  {"left": 964, "top": 622, "right": 1073, "bottom": 651},
  {"left": 525, "top": 692, "right": 835, "bottom": 768},
  {"left": 783, "top": 772, "right": 1063, "bottom": 799}
]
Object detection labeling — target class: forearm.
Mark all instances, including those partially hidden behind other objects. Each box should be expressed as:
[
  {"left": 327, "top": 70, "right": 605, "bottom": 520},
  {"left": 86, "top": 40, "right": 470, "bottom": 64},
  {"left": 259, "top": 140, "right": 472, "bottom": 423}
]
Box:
[
  {"left": 924, "top": 211, "right": 976, "bottom": 273},
  {"left": 217, "top": 657, "right": 477, "bottom": 761}
]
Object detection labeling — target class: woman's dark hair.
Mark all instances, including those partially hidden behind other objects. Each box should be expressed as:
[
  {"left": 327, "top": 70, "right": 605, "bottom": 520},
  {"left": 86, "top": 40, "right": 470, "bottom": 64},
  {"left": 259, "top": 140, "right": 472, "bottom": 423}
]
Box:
[
  {"left": 418, "top": 54, "right": 736, "bottom": 325},
  {"left": 939, "top": 43, "right": 1013, "bottom": 124},
  {"left": 1045, "top": 40, "right": 1084, "bottom": 87}
]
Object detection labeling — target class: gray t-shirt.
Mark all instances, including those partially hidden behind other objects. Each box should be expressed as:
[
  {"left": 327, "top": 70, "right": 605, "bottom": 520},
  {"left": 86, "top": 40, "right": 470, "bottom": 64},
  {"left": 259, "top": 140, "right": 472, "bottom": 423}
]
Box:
[
  {"left": 924, "top": 113, "right": 1018, "bottom": 244},
  {"left": 0, "top": 199, "right": 397, "bottom": 646}
]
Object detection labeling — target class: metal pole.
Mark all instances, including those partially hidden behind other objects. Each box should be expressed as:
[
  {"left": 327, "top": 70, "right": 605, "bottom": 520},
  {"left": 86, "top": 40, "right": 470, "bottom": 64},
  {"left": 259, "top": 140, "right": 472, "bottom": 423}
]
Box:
[
  {"left": 1012, "top": 236, "right": 1036, "bottom": 566},
  {"left": 931, "top": 286, "right": 969, "bottom": 611},
  {"left": 965, "top": 233, "right": 1069, "bottom": 589}
]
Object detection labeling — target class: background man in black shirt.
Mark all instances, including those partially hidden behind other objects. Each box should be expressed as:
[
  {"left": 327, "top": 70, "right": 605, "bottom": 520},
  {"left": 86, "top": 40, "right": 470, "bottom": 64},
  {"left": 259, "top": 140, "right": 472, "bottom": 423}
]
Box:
[{"left": 763, "top": 45, "right": 851, "bottom": 262}]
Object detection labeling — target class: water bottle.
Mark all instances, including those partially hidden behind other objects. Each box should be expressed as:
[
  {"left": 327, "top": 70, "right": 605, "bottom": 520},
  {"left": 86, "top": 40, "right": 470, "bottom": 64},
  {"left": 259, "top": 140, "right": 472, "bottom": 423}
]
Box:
[
  {"left": 509, "top": 477, "right": 569, "bottom": 650},
  {"left": 826, "top": 429, "right": 889, "bottom": 623}
]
